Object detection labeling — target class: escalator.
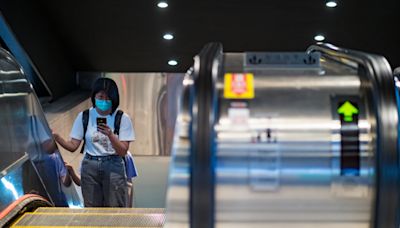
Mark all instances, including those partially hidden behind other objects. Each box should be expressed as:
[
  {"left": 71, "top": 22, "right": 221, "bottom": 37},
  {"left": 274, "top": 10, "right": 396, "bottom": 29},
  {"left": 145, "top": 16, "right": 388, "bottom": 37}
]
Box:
[
  {"left": 1, "top": 42, "right": 400, "bottom": 227},
  {"left": 0, "top": 47, "right": 165, "bottom": 227},
  {"left": 165, "top": 43, "right": 399, "bottom": 228}
]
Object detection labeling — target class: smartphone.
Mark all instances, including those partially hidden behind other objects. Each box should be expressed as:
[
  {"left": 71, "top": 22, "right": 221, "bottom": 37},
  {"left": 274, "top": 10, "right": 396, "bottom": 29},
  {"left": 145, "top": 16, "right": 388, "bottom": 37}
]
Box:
[{"left": 96, "top": 117, "right": 107, "bottom": 127}]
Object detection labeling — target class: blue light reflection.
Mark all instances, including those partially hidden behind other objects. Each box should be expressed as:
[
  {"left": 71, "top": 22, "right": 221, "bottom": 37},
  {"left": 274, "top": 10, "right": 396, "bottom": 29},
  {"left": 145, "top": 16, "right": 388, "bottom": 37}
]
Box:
[{"left": 1, "top": 176, "right": 22, "bottom": 200}]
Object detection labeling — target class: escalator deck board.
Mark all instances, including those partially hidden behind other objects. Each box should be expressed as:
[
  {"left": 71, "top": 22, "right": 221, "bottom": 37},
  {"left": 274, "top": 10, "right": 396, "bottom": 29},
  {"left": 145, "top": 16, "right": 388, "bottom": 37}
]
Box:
[
  {"left": 34, "top": 207, "right": 165, "bottom": 214},
  {"left": 11, "top": 212, "right": 165, "bottom": 227}
]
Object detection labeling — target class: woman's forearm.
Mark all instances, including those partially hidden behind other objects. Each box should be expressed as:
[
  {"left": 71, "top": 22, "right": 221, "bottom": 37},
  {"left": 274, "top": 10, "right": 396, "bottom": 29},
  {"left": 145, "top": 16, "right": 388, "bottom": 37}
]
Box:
[
  {"left": 54, "top": 134, "right": 81, "bottom": 152},
  {"left": 69, "top": 170, "right": 81, "bottom": 186},
  {"left": 108, "top": 134, "right": 129, "bottom": 156}
]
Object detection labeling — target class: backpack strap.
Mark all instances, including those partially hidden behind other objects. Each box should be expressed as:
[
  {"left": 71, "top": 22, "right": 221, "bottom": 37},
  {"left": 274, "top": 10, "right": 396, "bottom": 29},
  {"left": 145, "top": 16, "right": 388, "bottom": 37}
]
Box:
[
  {"left": 114, "top": 110, "right": 124, "bottom": 135},
  {"left": 80, "top": 109, "right": 89, "bottom": 154}
]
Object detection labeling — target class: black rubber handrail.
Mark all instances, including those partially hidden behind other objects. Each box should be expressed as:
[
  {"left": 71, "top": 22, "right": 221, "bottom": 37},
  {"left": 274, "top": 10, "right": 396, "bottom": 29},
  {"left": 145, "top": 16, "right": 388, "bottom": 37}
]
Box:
[
  {"left": 0, "top": 194, "right": 52, "bottom": 227},
  {"left": 308, "top": 43, "right": 399, "bottom": 228},
  {"left": 190, "top": 42, "right": 223, "bottom": 228}
]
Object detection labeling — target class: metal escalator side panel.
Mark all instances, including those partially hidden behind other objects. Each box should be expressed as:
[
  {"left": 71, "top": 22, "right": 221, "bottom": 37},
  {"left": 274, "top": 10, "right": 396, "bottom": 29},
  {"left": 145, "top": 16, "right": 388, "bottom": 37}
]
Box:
[
  {"left": 0, "top": 47, "right": 81, "bottom": 208},
  {"left": 164, "top": 79, "right": 192, "bottom": 228},
  {"left": 166, "top": 43, "right": 395, "bottom": 228},
  {"left": 214, "top": 52, "right": 372, "bottom": 227}
]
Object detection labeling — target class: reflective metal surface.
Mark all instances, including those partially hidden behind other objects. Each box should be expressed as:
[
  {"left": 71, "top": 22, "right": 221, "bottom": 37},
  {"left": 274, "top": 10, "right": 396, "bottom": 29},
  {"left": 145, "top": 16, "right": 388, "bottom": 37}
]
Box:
[
  {"left": 166, "top": 44, "right": 398, "bottom": 228},
  {"left": 107, "top": 73, "right": 168, "bottom": 156},
  {"left": 0, "top": 153, "right": 50, "bottom": 212},
  {"left": 0, "top": 48, "right": 80, "bottom": 209},
  {"left": 308, "top": 43, "right": 399, "bottom": 228},
  {"left": 215, "top": 53, "right": 372, "bottom": 227},
  {"left": 165, "top": 75, "right": 193, "bottom": 228}
]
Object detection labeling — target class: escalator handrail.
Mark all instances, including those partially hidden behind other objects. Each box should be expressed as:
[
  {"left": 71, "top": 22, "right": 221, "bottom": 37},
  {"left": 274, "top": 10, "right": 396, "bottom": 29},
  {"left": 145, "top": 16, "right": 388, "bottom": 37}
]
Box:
[
  {"left": 308, "top": 43, "right": 399, "bottom": 228},
  {"left": 190, "top": 42, "right": 223, "bottom": 228},
  {"left": 0, "top": 194, "right": 52, "bottom": 227}
]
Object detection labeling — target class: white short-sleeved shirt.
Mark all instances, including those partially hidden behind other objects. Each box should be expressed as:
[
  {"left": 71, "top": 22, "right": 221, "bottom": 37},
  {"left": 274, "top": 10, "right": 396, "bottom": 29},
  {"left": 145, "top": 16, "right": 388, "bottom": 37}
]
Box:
[{"left": 70, "top": 108, "right": 135, "bottom": 156}]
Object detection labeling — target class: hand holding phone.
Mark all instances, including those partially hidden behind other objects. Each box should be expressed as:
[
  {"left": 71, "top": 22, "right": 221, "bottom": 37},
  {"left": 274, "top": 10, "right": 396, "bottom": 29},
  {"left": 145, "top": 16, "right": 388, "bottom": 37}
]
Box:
[{"left": 96, "top": 117, "right": 112, "bottom": 136}]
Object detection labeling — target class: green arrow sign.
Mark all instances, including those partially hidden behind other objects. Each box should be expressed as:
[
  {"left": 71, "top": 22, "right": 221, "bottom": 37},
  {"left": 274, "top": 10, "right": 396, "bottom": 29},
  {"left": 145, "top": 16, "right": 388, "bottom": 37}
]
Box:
[{"left": 337, "top": 101, "right": 359, "bottom": 122}]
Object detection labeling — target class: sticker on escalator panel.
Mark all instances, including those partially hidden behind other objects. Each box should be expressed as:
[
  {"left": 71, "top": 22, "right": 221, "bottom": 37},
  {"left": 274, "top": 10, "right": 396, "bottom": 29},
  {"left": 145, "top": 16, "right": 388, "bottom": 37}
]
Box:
[
  {"left": 330, "top": 96, "right": 364, "bottom": 177},
  {"left": 224, "top": 73, "right": 254, "bottom": 99},
  {"left": 338, "top": 100, "right": 360, "bottom": 176},
  {"left": 330, "top": 96, "right": 370, "bottom": 198},
  {"left": 228, "top": 108, "right": 250, "bottom": 126}
]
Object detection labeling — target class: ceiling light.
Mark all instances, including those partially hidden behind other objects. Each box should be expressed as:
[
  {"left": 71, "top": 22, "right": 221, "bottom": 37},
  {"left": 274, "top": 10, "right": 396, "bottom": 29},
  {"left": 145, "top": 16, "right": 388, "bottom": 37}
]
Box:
[
  {"left": 157, "top": 2, "right": 168, "bottom": 8},
  {"left": 163, "top": 33, "right": 174, "bottom": 40},
  {"left": 314, "top": 35, "right": 325, "bottom": 41},
  {"left": 168, "top": 60, "right": 178, "bottom": 66},
  {"left": 326, "top": 1, "right": 337, "bottom": 8}
]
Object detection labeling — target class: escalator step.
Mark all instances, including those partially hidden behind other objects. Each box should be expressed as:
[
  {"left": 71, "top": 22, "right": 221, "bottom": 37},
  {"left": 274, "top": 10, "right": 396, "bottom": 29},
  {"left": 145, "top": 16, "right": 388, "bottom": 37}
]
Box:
[
  {"left": 11, "top": 212, "right": 165, "bottom": 227},
  {"left": 34, "top": 207, "right": 165, "bottom": 214}
]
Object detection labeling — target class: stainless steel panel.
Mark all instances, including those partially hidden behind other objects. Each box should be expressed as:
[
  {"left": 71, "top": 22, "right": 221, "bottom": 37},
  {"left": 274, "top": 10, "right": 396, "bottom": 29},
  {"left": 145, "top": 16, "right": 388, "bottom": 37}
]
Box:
[
  {"left": 165, "top": 76, "right": 193, "bottom": 228},
  {"left": 214, "top": 53, "right": 373, "bottom": 227},
  {"left": 166, "top": 50, "right": 377, "bottom": 227},
  {"left": 107, "top": 73, "right": 166, "bottom": 156},
  {"left": 104, "top": 73, "right": 183, "bottom": 156},
  {"left": 215, "top": 54, "right": 373, "bottom": 226}
]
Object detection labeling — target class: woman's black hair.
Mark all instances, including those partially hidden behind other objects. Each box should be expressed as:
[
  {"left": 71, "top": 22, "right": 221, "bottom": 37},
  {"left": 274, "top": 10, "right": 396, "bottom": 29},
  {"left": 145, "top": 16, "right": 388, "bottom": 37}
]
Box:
[{"left": 91, "top": 78, "right": 120, "bottom": 114}]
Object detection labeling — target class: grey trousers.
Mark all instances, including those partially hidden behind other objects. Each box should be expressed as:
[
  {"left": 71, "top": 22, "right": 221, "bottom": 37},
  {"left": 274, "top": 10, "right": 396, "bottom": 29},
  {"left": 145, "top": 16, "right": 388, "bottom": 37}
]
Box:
[{"left": 81, "top": 155, "right": 128, "bottom": 207}]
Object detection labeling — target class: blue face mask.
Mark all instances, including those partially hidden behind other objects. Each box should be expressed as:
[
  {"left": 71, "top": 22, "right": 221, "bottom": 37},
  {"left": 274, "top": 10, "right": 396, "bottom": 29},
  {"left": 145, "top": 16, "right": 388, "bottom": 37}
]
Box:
[{"left": 95, "top": 99, "right": 112, "bottom": 111}]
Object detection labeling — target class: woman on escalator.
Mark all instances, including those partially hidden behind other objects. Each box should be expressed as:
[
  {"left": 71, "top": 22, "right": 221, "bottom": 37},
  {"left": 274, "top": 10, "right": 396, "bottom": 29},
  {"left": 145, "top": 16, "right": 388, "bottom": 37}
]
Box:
[{"left": 53, "top": 78, "right": 135, "bottom": 207}]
